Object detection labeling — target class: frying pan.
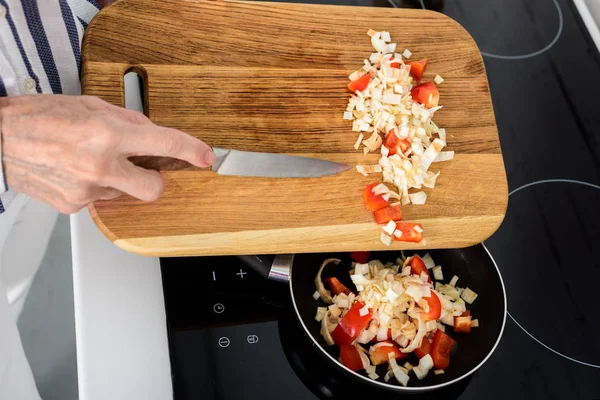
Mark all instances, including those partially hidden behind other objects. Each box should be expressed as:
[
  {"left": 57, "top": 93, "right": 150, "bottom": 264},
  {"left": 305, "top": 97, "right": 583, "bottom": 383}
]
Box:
[{"left": 238, "top": 245, "right": 506, "bottom": 393}]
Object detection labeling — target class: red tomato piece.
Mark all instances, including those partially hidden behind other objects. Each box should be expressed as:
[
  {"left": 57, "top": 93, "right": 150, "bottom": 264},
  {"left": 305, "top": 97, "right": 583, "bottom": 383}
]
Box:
[
  {"left": 348, "top": 74, "right": 371, "bottom": 93},
  {"left": 331, "top": 301, "right": 372, "bottom": 346},
  {"left": 430, "top": 329, "right": 456, "bottom": 370},
  {"left": 339, "top": 344, "right": 364, "bottom": 371},
  {"left": 363, "top": 183, "right": 389, "bottom": 211},
  {"left": 410, "top": 81, "right": 440, "bottom": 108},
  {"left": 421, "top": 292, "right": 441, "bottom": 321},
  {"left": 413, "top": 337, "right": 431, "bottom": 359},
  {"left": 406, "top": 58, "right": 428, "bottom": 81},
  {"left": 384, "top": 129, "right": 410, "bottom": 156},
  {"left": 373, "top": 204, "right": 403, "bottom": 224},
  {"left": 453, "top": 316, "right": 472, "bottom": 333},
  {"left": 409, "top": 255, "right": 431, "bottom": 283},
  {"left": 350, "top": 251, "right": 371, "bottom": 264},
  {"left": 393, "top": 222, "right": 424, "bottom": 243},
  {"left": 369, "top": 341, "right": 409, "bottom": 365},
  {"left": 325, "top": 277, "right": 352, "bottom": 296}
]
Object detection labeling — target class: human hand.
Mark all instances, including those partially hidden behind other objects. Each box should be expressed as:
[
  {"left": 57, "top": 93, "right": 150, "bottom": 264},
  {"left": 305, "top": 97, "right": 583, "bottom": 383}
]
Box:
[{"left": 0, "top": 94, "right": 215, "bottom": 214}]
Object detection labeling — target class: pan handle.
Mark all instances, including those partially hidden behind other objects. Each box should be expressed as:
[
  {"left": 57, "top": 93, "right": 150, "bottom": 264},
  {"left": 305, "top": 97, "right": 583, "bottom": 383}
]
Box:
[{"left": 237, "top": 254, "right": 293, "bottom": 283}]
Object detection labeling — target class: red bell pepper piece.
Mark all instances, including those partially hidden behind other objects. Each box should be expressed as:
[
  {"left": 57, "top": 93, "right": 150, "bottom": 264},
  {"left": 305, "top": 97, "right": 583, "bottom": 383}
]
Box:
[
  {"left": 406, "top": 58, "right": 428, "bottom": 81},
  {"left": 430, "top": 329, "right": 456, "bottom": 370},
  {"left": 363, "top": 183, "right": 389, "bottom": 211},
  {"left": 409, "top": 255, "right": 431, "bottom": 282},
  {"left": 348, "top": 74, "right": 371, "bottom": 93},
  {"left": 326, "top": 277, "right": 352, "bottom": 296},
  {"left": 350, "top": 251, "right": 371, "bottom": 264},
  {"left": 410, "top": 81, "right": 439, "bottom": 108},
  {"left": 414, "top": 337, "right": 431, "bottom": 359},
  {"left": 369, "top": 341, "right": 409, "bottom": 365},
  {"left": 339, "top": 344, "right": 364, "bottom": 371},
  {"left": 393, "top": 222, "right": 424, "bottom": 243},
  {"left": 421, "top": 292, "right": 441, "bottom": 321},
  {"left": 384, "top": 129, "right": 410, "bottom": 156},
  {"left": 373, "top": 204, "right": 403, "bottom": 225},
  {"left": 453, "top": 315, "right": 472, "bottom": 333},
  {"left": 331, "top": 301, "right": 372, "bottom": 346}
]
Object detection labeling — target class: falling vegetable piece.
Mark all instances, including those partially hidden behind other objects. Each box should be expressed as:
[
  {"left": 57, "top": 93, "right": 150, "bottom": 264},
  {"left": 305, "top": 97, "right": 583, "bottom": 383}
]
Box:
[
  {"left": 340, "top": 344, "right": 365, "bottom": 371},
  {"left": 393, "top": 222, "right": 424, "bottom": 243},
  {"left": 430, "top": 329, "right": 456, "bottom": 370},
  {"left": 331, "top": 301, "right": 373, "bottom": 346},
  {"left": 406, "top": 58, "right": 428, "bottom": 82},
  {"left": 348, "top": 73, "right": 371, "bottom": 93},
  {"left": 370, "top": 341, "right": 409, "bottom": 365},
  {"left": 314, "top": 258, "right": 341, "bottom": 304},
  {"left": 373, "top": 204, "right": 403, "bottom": 224},
  {"left": 326, "top": 277, "right": 353, "bottom": 296},
  {"left": 350, "top": 251, "right": 371, "bottom": 264},
  {"left": 363, "top": 182, "right": 389, "bottom": 211},
  {"left": 410, "top": 81, "right": 440, "bottom": 108}
]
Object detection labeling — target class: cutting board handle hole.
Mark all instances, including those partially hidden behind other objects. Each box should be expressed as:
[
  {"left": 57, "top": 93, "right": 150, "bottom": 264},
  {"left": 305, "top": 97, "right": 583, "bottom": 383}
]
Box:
[{"left": 124, "top": 67, "right": 148, "bottom": 115}]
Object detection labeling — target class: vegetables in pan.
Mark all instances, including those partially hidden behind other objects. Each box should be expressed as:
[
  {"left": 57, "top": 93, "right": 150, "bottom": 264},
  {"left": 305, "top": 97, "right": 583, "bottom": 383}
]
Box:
[
  {"left": 345, "top": 30, "right": 455, "bottom": 246},
  {"left": 314, "top": 252, "right": 478, "bottom": 386}
]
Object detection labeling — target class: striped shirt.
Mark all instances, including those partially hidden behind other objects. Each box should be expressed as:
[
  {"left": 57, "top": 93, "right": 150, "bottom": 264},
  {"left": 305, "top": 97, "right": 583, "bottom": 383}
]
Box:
[{"left": 0, "top": 0, "right": 99, "bottom": 213}]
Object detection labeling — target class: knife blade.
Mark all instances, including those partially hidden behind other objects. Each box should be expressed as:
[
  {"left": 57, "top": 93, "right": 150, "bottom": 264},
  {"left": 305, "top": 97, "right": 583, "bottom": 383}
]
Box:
[{"left": 211, "top": 147, "right": 351, "bottom": 178}]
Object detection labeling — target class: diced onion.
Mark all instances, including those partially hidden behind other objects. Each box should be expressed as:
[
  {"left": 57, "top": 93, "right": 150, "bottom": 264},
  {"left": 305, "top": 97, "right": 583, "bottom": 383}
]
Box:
[
  {"left": 434, "top": 74, "right": 444, "bottom": 85},
  {"left": 367, "top": 28, "right": 377, "bottom": 37},
  {"left": 471, "top": 319, "right": 480, "bottom": 328},
  {"left": 354, "top": 133, "right": 364, "bottom": 150},
  {"left": 409, "top": 191, "right": 427, "bottom": 205},
  {"left": 401, "top": 318, "right": 426, "bottom": 353},
  {"left": 413, "top": 225, "right": 423, "bottom": 234},
  {"left": 402, "top": 49, "right": 412, "bottom": 59},
  {"left": 449, "top": 275, "right": 459, "bottom": 287},
  {"left": 389, "top": 356, "right": 410, "bottom": 386},
  {"left": 432, "top": 266, "right": 443, "bottom": 281},
  {"left": 321, "top": 311, "right": 335, "bottom": 346},
  {"left": 329, "top": 304, "right": 342, "bottom": 318},
  {"left": 383, "top": 220, "right": 397, "bottom": 235},
  {"left": 421, "top": 253, "right": 435, "bottom": 269},
  {"left": 393, "top": 229, "right": 403, "bottom": 238},
  {"left": 433, "top": 151, "right": 455, "bottom": 162},
  {"left": 313, "top": 290, "right": 321, "bottom": 300},
  {"left": 381, "top": 231, "right": 393, "bottom": 246},
  {"left": 461, "top": 288, "right": 478, "bottom": 304},
  {"left": 359, "top": 304, "right": 370, "bottom": 316},
  {"left": 434, "top": 369, "right": 445, "bottom": 375}
]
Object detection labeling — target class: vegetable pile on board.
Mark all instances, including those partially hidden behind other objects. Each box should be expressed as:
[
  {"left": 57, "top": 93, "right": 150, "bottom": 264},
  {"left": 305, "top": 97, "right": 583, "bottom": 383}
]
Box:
[
  {"left": 343, "top": 29, "right": 454, "bottom": 246},
  {"left": 314, "top": 251, "right": 478, "bottom": 386}
]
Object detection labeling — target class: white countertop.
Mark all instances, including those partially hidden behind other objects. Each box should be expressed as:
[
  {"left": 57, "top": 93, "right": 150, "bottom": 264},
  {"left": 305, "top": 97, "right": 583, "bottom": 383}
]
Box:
[{"left": 70, "top": 209, "right": 173, "bottom": 400}]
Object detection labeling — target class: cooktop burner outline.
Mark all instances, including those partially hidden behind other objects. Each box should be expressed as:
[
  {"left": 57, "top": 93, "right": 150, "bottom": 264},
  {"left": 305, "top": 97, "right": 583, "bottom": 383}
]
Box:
[
  {"left": 485, "top": 179, "right": 600, "bottom": 370},
  {"left": 416, "top": 0, "right": 564, "bottom": 60}
]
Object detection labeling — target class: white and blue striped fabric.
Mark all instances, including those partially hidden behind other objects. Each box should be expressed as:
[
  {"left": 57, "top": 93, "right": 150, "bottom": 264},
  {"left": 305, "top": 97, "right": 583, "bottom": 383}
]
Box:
[{"left": 0, "top": 0, "right": 100, "bottom": 213}]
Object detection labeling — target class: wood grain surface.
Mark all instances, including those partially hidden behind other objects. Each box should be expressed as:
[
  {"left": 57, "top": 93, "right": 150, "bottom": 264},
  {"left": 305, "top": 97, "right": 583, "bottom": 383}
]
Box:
[{"left": 81, "top": 0, "right": 508, "bottom": 257}]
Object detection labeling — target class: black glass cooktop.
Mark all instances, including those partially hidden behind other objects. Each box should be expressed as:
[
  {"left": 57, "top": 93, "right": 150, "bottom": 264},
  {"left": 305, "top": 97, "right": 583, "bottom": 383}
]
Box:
[{"left": 161, "top": 0, "right": 600, "bottom": 398}]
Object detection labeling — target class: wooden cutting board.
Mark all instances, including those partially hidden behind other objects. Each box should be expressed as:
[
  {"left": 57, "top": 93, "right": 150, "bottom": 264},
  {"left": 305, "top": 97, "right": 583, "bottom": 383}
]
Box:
[{"left": 81, "top": 0, "right": 508, "bottom": 257}]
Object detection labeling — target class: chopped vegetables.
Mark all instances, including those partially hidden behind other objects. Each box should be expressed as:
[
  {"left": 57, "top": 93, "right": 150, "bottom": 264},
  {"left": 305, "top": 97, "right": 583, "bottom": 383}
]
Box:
[
  {"left": 314, "top": 252, "right": 478, "bottom": 385},
  {"left": 345, "top": 30, "right": 455, "bottom": 246},
  {"left": 461, "top": 288, "right": 478, "bottom": 304},
  {"left": 430, "top": 329, "right": 456, "bottom": 370},
  {"left": 432, "top": 265, "right": 444, "bottom": 281},
  {"left": 373, "top": 204, "right": 403, "bottom": 224},
  {"left": 393, "top": 222, "right": 424, "bottom": 243},
  {"left": 340, "top": 344, "right": 365, "bottom": 371},
  {"left": 363, "top": 182, "right": 389, "bottom": 211}
]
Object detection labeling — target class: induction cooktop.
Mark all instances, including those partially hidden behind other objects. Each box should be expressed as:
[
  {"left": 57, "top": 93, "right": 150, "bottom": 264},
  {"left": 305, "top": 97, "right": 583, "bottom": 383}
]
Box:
[{"left": 160, "top": 0, "right": 600, "bottom": 398}]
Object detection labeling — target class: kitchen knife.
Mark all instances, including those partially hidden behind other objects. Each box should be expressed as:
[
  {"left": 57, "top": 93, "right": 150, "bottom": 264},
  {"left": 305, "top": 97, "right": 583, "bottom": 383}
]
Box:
[{"left": 211, "top": 147, "right": 351, "bottom": 178}]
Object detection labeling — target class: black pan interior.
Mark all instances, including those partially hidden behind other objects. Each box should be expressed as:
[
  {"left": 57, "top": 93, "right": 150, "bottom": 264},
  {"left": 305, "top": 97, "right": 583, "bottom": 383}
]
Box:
[{"left": 290, "top": 245, "right": 506, "bottom": 390}]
